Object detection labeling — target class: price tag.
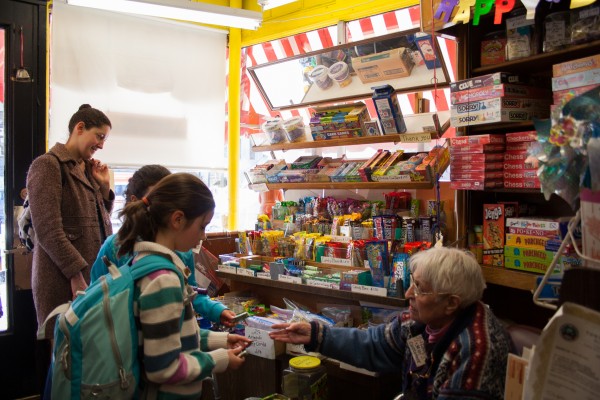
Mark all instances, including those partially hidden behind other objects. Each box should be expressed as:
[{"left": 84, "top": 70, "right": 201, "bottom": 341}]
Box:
[
  {"left": 399, "top": 132, "right": 432, "bottom": 143},
  {"left": 279, "top": 275, "right": 302, "bottom": 284},
  {"left": 256, "top": 272, "right": 272, "bottom": 280},
  {"left": 330, "top": 235, "right": 352, "bottom": 243},
  {"left": 218, "top": 264, "right": 237, "bottom": 274},
  {"left": 307, "top": 279, "right": 340, "bottom": 290},
  {"left": 351, "top": 284, "right": 388, "bottom": 297},
  {"left": 237, "top": 268, "right": 255, "bottom": 277},
  {"left": 320, "top": 256, "right": 352, "bottom": 267},
  {"left": 250, "top": 183, "right": 269, "bottom": 192},
  {"left": 377, "top": 174, "right": 411, "bottom": 182}
]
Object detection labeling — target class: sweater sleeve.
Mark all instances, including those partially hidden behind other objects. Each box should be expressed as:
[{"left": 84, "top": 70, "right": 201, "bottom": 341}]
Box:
[
  {"left": 90, "top": 234, "right": 118, "bottom": 283},
  {"left": 311, "top": 318, "right": 407, "bottom": 373},
  {"left": 138, "top": 270, "right": 229, "bottom": 384}
]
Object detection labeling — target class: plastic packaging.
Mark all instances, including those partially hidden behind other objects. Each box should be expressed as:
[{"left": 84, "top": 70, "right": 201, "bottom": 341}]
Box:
[
  {"left": 309, "top": 65, "right": 333, "bottom": 90},
  {"left": 328, "top": 61, "right": 352, "bottom": 88},
  {"left": 282, "top": 356, "right": 328, "bottom": 400},
  {"left": 543, "top": 11, "right": 570, "bottom": 53},
  {"left": 283, "top": 117, "right": 307, "bottom": 142},
  {"left": 263, "top": 118, "right": 287, "bottom": 144}
]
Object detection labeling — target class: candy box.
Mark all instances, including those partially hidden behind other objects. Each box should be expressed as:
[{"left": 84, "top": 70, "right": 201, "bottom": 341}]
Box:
[{"left": 483, "top": 204, "right": 505, "bottom": 266}]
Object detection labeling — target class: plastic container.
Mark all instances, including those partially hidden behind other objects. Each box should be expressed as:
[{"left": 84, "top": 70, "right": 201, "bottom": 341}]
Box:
[
  {"left": 282, "top": 356, "right": 327, "bottom": 400},
  {"left": 309, "top": 65, "right": 333, "bottom": 90},
  {"left": 283, "top": 117, "right": 307, "bottom": 142},
  {"left": 328, "top": 61, "right": 352, "bottom": 88},
  {"left": 262, "top": 118, "right": 287, "bottom": 144},
  {"left": 543, "top": 11, "right": 570, "bottom": 53}
]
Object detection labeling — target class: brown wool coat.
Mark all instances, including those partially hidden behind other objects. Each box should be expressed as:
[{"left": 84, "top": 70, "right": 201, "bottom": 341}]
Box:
[{"left": 27, "top": 143, "right": 114, "bottom": 336}]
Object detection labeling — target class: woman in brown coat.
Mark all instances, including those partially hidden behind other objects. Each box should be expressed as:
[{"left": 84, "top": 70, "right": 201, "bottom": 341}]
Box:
[{"left": 27, "top": 104, "right": 114, "bottom": 337}]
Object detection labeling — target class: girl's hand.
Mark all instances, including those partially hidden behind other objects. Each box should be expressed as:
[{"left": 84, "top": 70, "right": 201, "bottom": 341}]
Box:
[
  {"left": 70, "top": 272, "right": 88, "bottom": 299},
  {"left": 226, "top": 347, "right": 246, "bottom": 370},
  {"left": 227, "top": 334, "right": 252, "bottom": 349},
  {"left": 220, "top": 309, "right": 237, "bottom": 327},
  {"left": 269, "top": 322, "right": 312, "bottom": 345},
  {"left": 91, "top": 159, "right": 111, "bottom": 198}
]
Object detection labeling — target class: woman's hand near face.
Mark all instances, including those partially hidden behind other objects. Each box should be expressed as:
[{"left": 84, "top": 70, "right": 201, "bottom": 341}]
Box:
[
  {"left": 269, "top": 322, "right": 312, "bottom": 344},
  {"left": 91, "top": 159, "right": 111, "bottom": 199}
]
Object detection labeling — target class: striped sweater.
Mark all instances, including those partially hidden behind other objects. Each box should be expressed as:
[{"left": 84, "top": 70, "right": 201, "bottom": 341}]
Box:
[
  {"left": 133, "top": 242, "right": 229, "bottom": 400},
  {"left": 306, "top": 301, "right": 510, "bottom": 400}
]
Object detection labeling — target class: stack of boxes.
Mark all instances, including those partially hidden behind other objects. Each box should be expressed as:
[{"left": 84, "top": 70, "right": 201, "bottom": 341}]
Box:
[
  {"left": 552, "top": 54, "right": 600, "bottom": 108},
  {"left": 449, "top": 134, "right": 505, "bottom": 190},
  {"left": 309, "top": 103, "right": 371, "bottom": 140},
  {"left": 503, "top": 131, "right": 540, "bottom": 189},
  {"left": 449, "top": 72, "right": 551, "bottom": 127}
]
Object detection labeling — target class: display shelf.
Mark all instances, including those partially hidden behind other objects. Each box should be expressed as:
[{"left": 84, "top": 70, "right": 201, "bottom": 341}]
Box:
[
  {"left": 250, "top": 180, "right": 434, "bottom": 191},
  {"left": 480, "top": 265, "right": 538, "bottom": 291},
  {"left": 251, "top": 111, "right": 451, "bottom": 152},
  {"left": 216, "top": 270, "right": 407, "bottom": 307},
  {"left": 472, "top": 40, "right": 600, "bottom": 75}
]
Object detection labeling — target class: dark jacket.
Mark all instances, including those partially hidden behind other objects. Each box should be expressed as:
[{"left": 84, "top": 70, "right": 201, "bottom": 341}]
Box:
[{"left": 27, "top": 143, "right": 114, "bottom": 336}]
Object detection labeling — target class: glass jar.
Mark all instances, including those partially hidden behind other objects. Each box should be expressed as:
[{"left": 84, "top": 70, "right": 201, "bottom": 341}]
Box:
[{"left": 282, "top": 356, "right": 327, "bottom": 400}]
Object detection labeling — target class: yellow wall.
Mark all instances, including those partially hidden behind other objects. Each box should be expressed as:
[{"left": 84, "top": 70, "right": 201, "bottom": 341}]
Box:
[{"left": 240, "top": 0, "right": 419, "bottom": 46}]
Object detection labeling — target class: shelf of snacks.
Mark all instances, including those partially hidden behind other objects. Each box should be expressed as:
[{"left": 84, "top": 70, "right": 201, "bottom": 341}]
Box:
[
  {"left": 472, "top": 39, "right": 600, "bottom": 75},
  {"left": 253, "top": 181, "right": 435, "bottom": 191},
  {"left": 251, "top": 111, "right": 451, "bottom": 152},
  {"left": 480, "top": 265, "right": 538, "bottom": 291},
  {"left": 216, "top": 270, "right": 407, "bottom": 308}
]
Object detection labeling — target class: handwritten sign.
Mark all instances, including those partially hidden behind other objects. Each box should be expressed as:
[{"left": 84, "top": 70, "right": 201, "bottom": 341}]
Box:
[
  {"left": 351, "top": 284, "right": 388, "bottom": 297},
  {"left": 306, "top": 279, "right": 340, "bottom": 290},
  {"left": 330, "top": 235, "right": 352, "bottom": 243},
  {"left": 279, "top": 275, "right": 302, "bottom": 284},
  {"left": 218, "top": 264, "right": 237, "bottom": 274},
  {"left": 237, "top": 268, "right": 255, "bottom": 277},
  {"left": 320, "top": 256, "right": 352, "bottom": 267},
  {"left": 256, "top": 272, "right": 272, "bottom": 280},
  {"left": 399, "top": 132, "right": 432, "bottom": 143},
  {"left": 244, "top": 327, "right": 284, "bottom": 359}
]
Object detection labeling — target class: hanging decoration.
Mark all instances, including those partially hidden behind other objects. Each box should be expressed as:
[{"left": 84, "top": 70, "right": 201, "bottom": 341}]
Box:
[{"left": 11, "top": 26, "right": 32, "bottom": 83}]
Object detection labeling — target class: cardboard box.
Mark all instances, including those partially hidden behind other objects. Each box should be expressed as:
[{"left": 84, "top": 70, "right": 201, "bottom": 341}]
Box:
[
  {"left": 450, "top": 179, "right": 504, "bottom": 190},
  {"left": 450, "top": 134, "right": 505, "bottom": 146},
  {"left": 352, "top": 47, "right": 414, "bottom": 84},
  {"left": 450, "top": 143, "right": 505, "bottom": 154},
  {"left": 503, "top": 169, "right": 538, "bottom": 180},
  {"left": 552, "top": 83, "right": 600, "bottom": 105},
  {"left": 553, "top": 54, "right": 600, "bottom": 77},
  {"left": 506, "top": 233, "right": 551, "bottom": 250},
  {"left": 551, "top": 68, "right": 600, "bottom": 91},
  {"left": 451, "top": 108, "right": 547, "bottom": 127},
  {"left": 451, "top": 84, "right": 550, "bottom": 104},
  {"left": 244, "top": 327, "right": 286, "bottom": 360},
  {"left": 451, "top": 171, "right": 504, "bottom": 181},
  {"left": 504, "top": 177, "right": 541, "bottom": 189},
  {"left": 372, "top": 85, "right": 406, "bottom": 134},
  {"left": 451, "top": 161, "right": 504, "bottom": 172},
  {"left": 450, "top": 72, "right": 527, "bottom": 92},
  {"left": 450, "top": 153, "right": 505, "bottom": 163},
  {"left": 506, "top": 130, "right": 538, "bottom": 143},
  {"left": 483, "top": 204, "right": 505, "bottom": 266},
  {"left": 506, "top": 218, "right": 560, "bottom": 232}
]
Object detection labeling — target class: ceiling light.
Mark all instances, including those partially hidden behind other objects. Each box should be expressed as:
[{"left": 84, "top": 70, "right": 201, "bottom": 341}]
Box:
[
  {"left": 258, "top": 0, "right": 299, "bottom": 11},
  {"left": 66, "top": 0, "right": 262, "bottom": 30}
]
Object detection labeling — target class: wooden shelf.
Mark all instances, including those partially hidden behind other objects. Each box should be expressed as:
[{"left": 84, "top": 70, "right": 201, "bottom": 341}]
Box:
[
  {"left": 250, "top": 180, "right": 434, "bottom": 191},
  {"left": 472, "top": 40, "right": 600, "bottom": 75},
  {"left": 251, "top": 112, "right": 450, "bottom": 152},
  {"left": 480, "top": 265, "right": 538, "bottom": 291},
  {"left": 217, "top": 271, "right": 407, "bottom": 308}
]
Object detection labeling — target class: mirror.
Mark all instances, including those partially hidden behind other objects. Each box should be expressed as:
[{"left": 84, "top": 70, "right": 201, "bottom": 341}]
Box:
[{"left": 248, "top": 31, "right": 453, "bottom": 111}]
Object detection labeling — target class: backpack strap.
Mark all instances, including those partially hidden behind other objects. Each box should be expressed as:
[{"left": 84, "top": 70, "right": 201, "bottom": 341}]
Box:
[{"left": 37, "top": 303, "right": 71, "bottom": 340}]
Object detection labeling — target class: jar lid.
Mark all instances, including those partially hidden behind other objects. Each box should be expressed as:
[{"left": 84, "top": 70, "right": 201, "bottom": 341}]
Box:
[
  {"left": 290, "top": 355, "right": 321, "bottom": 369},
  {"left": 283, "top": 116, "right": 304, "bottom": 128},
  {"left": 309, "top": 65, "right": 329, "bottom": 77}
]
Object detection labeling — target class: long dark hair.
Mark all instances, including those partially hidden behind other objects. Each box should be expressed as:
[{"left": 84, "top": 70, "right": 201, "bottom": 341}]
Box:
[
  {"left": 124, "top": 165, "right": 171, "bottom": 204},
  {"left": 116, "top": 173, "right": 215, "bottom": 257},
  {"left": 68, "top": 104, "right": 112, "bottom": 133}
]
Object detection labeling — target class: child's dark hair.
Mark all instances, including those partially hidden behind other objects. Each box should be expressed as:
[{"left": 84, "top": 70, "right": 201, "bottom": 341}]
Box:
[
  {"left": 68, "top": 104, "right": 112, "bottom": 133},
  {"left": 124, "top": 165, "right": 171, "bottom": 204},
  {"left": 117, "top": 173, "right": 215, "bottom": 257}
]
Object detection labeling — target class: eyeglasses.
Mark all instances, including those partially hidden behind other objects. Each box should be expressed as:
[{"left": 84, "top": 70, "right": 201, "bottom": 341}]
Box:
[
  {"left": 409, "top": 272, "right": 450, "bottom": 297},
  {"left": 95, "top": 133, "right": 109, "bottom": 143}
]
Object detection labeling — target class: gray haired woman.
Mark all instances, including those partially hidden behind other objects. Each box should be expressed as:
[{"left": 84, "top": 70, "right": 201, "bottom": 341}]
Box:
[{"left": 270, "top": 247, "right": 510, "bottom": 400}]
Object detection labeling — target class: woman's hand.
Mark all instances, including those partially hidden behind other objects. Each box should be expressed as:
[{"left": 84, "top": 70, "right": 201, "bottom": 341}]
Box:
[
  {"left": 220, "top": 309, "right": 237, "bottom": 327},
  {"left": 90, "top": 159, "right": 111, "bottom": 199},
  {"left": 70, "top": 272, "right": 88, "bottom": 299},
  {"left": 269, "top": 322, "right": 312, "bottom": 345},
  {"left": 227, "top": 334, "right": 252, "bottom": 349},
  {"left": 226, "top": 347, "right": 246, "bottom": 370}
]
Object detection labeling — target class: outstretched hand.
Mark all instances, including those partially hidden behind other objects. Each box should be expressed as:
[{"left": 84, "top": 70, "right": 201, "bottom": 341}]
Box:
[{"left": 269, "top": 322, "right": 312, "bottom": 345}]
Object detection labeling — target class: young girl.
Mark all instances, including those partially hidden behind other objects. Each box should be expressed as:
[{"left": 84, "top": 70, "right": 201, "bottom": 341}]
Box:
[
  {"left": 117, "top": 173, "right": 249, "bottom": 398},
  {"left": 90, "top": 165, "right": 235, "bottom": 326}
]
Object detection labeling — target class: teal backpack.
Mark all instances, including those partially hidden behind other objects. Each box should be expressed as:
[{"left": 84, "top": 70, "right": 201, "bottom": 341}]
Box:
[{"left": 38, "top": 253, "right": 187, "bottom": 400}]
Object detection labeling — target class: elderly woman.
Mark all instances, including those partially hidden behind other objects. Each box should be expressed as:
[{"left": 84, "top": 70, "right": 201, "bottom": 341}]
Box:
[{"left": 270, "top": 247, "right": 510, "bottom": 400}]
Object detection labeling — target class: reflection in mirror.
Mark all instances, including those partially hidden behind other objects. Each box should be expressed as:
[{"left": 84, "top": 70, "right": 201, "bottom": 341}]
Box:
[{"left": 249, "top": 31, "right": 452, "bottom": 111}]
